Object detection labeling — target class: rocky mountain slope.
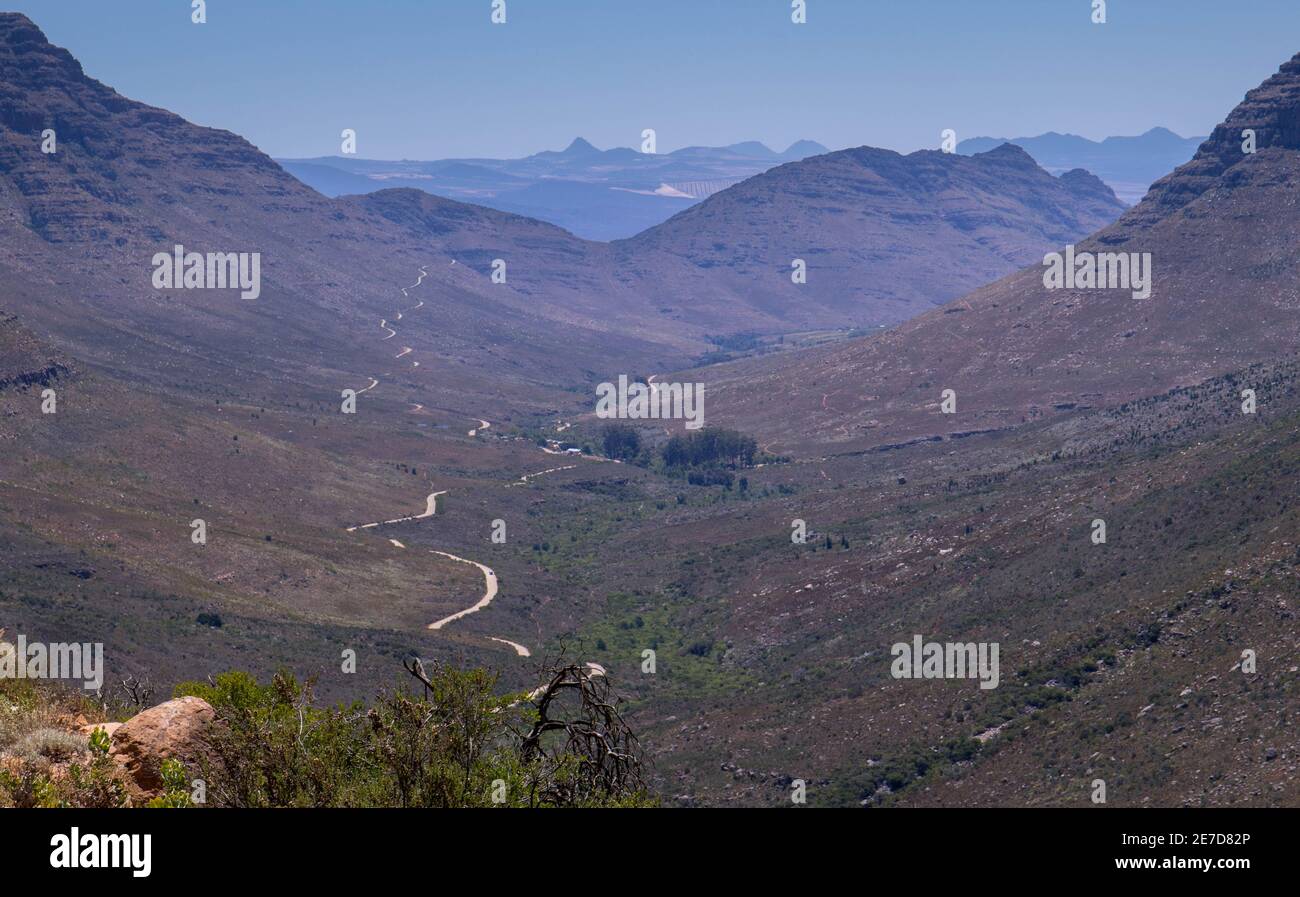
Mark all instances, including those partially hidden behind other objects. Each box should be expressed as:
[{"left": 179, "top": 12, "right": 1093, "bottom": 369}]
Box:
[
  {"left": 695, "top": 51, "right": 1300, "bottom": 454},
  {"left": 5, "top": 11, "right": 1273, "bottom": 811},
  {"left": 0, "top": 11, "right": 698, "bottom": 403},
  {"left": 0, "top": 8, "right": 1128, "bottom": 393},
  {"left": 615, "top": 353, "right": 1300, "bottom": 806},
  {"left": 620, "top": 143, "right": 1124, "bottom": 330}
]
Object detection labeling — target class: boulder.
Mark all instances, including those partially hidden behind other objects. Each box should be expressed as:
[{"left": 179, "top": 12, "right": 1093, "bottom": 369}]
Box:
[
  {"left": 110, "top": 696, "right": 214, "bottom": 796},
  {"left": 78, "top": 721, "right": 122, "bottom": 739}
]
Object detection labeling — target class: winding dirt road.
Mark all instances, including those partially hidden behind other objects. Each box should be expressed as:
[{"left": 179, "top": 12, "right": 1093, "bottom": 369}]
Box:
[
  {"left": 506, "top": 464, "right": 577, "bottom": 487},
  {"left": 340, "top": 265, "right": 613, "bottom": 662},
  {"left": 426, "top": 550, "right": 498, "bottom": 630},
  {"left": 345, "top": 490, "right": 443, "bottom": 532},
  {"left": 490, "top": 636, "right": 531, "bottom": 657},
  {"left": 380, "top": 266, "right": 427, "bottom": 350}
]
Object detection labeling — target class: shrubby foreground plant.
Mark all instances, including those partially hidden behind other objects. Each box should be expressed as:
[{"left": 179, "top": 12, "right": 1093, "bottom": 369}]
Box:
[{"left": 0, "top": 658, "right": 652, "bottom": 808}]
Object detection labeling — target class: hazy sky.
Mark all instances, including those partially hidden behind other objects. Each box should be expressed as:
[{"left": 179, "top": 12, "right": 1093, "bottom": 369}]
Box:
[{"left": 21, "top": 0, "right": 1300, "bottom": 160}]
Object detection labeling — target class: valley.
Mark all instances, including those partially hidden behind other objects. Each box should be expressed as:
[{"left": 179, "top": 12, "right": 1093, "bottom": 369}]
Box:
[{"left": 1, "top": 9, "right": 1297, "bottom": 813}]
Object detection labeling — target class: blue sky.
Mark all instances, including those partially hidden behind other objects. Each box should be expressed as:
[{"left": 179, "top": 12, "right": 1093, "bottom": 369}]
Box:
[{"left": 19, "top": 0, "right": 1300, "bottom": 160}]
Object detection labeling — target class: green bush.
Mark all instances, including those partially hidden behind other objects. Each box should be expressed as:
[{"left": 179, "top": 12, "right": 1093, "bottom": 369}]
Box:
[{"left": 174, "top": 663, "right": 653, "bottom": 808}]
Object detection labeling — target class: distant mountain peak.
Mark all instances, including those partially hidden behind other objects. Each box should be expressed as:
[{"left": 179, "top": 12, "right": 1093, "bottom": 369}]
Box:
[
  {"left": 955, "top": 127, "right": 1207, "bottom": 205},
  {"left": 724, "top": 140, "right": 777, "bottom": 158},
  {"left": 1057, "top": 167, "right": 1119, "bottom": 203},
  {"left": 627, "top": 136, "right": 1125, "bottom": 328},
  {"left": 784, "top": 139, "right": 828, "bottom": 156},
  {"left": 561, "top": 137, "right": 600, "bottom": 155}
]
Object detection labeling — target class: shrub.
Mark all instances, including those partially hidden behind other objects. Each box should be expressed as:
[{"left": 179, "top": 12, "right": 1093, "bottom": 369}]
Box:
[
  {"left": 0, "top": 724, "right": 127, "bottom": 809},
  {"left": 145, "top": 759, "right": 195, "bottom": 808},
  {"left": 174, "top": 671, "right": 366, "bottom": 808},
  {"left": 0, "top": 681, "right": 62, "bottom": 750},
  {"left": 171, "top": 662, "right": 654, "bottom": 808},
  {"left": 13, "top": 728, "right": 87, "bottom": 764}
]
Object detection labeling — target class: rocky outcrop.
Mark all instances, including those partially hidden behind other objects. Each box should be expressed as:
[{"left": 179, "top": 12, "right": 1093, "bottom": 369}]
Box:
[
  {"left": 0, "top": 362, "right": 67, "bottom": 391},
  {"left": 109, "top": 696, "right": 214, "bottom": 796},
  {"left": 1115, "top": 52, "right": 1300, "bottom": 234},
  {"left": 78, "top": 721, "right": 121, "bottom": 739}
]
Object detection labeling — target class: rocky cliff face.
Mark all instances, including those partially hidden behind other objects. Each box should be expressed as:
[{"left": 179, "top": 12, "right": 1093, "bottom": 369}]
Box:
[
  {"left": 1115, "top": 52, "right": 1300, "bottom": 233},
  {"left": 0, "top": 310, "right": 68, "bottom": 391}
]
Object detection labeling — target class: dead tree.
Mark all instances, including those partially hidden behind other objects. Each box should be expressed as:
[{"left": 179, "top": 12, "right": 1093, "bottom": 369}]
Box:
[
  {"left": 518, "top": 663, "right": 646, "bottom": 805},
  {"left": 119, "top": 674, "right": 155, "bottom": 710},
  {"left": 402, "top": 655, "right": 434, "bottom": 698}
]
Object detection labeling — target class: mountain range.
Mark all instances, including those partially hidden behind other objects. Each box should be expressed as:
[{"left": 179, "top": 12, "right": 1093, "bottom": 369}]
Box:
[
  {"left": 280, "top": 137, "right": 831, "bottom": 240},
  {"left": 958, "top": 127, "right": 1205, "bottom": 205},
  {"left": 696, "top": 65, "right": 1300, "bottom": 454},
  {"left": 291, "top": 127, "right": 1204, "bottom": 238},
  {"left": 0, "top": 9, "right": 1125, "bottom": 678},
  {"left": 4, "top": 9, "right": 1298, "bottom": 809}
]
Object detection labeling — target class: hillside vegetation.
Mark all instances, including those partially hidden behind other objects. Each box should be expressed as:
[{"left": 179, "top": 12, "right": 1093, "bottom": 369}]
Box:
[{"left": 0, "top": 656, "right": 652, "bottom": 808}]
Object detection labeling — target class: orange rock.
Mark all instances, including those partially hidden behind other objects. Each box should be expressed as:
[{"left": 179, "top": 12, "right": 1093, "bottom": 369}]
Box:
[
  {"left": 79, "top": 721, "right": 122, "bottom": 739},
  {"left": 109, "top": 697, "right": 214, "bottom": 796}
]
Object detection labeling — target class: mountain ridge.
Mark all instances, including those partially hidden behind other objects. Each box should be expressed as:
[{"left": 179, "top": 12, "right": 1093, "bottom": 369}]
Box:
[
  {"left": 695, "top": 49, "right": 1300, "bottom": 453},
  {"left": 0, "top": 11, "right": 1129, "bottom": 377},
  {"left": 278, "top": 137, "right": 832, "bottom": 239},
  {"left": 958, "top": 127, "right": 1206, "bottom": 204},
  {"left": 615, "top": 141, "right": 1125, "bottom": 330}
]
